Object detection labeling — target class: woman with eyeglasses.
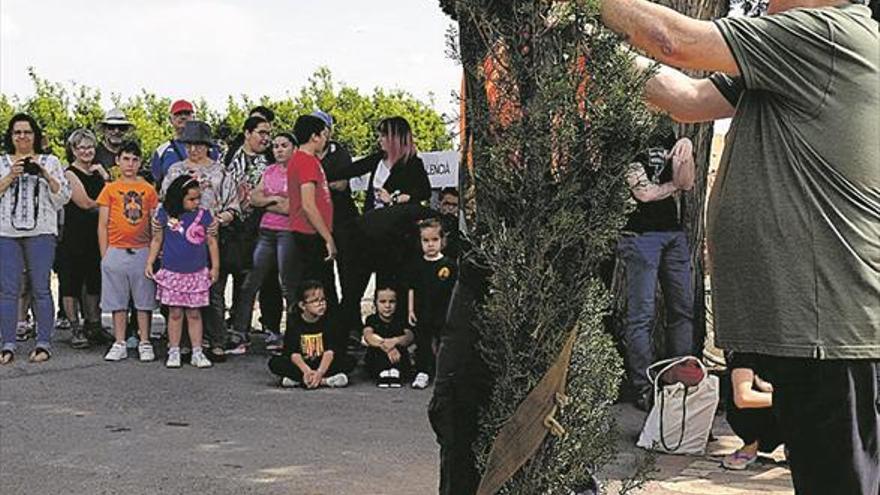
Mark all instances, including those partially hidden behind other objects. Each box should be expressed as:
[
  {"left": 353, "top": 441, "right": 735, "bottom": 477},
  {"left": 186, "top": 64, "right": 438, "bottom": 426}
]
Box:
[
  {"left": 59, "top": 128, "right": 108, "bottom": 349},
  {"left": 0, "top": 113, "right": 71, "bottom": 364},
  {"left": 161, "top": 120, "right": 239, "bottom": 363}
]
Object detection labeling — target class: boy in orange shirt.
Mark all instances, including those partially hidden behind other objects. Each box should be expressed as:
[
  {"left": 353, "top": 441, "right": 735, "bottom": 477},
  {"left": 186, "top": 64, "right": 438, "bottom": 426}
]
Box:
[{"left": 96, "top": 141, "right": 160, "bottom": 362}]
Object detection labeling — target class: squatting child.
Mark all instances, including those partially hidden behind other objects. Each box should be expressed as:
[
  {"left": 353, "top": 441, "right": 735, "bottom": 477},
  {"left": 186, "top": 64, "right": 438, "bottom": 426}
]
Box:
[
  {"left": 268, "top": 280, "right": 351, "bottom": 389},
  {"left": 363, "top": 285, "right": 414, "bottom": 388},
  {"left": 407, "top": 218, "right": 457, "bottom": 389},
  {"left": 98, "top": 141, "right": 160, "bottom": 362},
  {"left": 145, "top": 175, "right": 219, "bottom": 369}
]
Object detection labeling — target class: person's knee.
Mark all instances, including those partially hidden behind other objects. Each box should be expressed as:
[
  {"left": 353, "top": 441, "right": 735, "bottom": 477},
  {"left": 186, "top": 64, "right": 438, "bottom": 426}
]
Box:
[
  {"left": 168, "top": 308, "right": 184, "bottom": 321},
  {"left": 185, "top": 309, "right": 201, "bottom": 321}
]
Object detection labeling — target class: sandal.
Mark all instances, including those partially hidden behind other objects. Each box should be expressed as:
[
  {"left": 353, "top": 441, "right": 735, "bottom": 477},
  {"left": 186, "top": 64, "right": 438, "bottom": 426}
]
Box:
[
  {"left": 28, "top": 347, "right": 51, "bottom": 363},
  {"left": 0, "top": 350, "right": 14, "bottom": 365},
  {"left": 722, "top": 450, "right": 758, "bottom": 470}
]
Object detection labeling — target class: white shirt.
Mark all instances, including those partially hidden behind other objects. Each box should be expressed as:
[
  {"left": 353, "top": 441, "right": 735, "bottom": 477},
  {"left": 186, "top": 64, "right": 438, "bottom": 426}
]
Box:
[
  {"left": 0, "top": 154, "right": 71, "bottom": 238},
  {"left": 372, "top": 159, "right": 392, "bottom": 209}
]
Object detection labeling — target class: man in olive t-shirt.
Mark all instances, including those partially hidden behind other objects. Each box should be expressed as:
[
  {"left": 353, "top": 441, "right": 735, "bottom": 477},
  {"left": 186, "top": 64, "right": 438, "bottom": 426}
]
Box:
[{"left": 597, "top": 0, "right": 878, "bottom": 493}]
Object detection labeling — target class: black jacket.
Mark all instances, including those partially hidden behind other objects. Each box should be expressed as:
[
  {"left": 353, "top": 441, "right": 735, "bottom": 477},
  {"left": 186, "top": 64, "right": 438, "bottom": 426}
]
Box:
[{"left": 332, "top": 151, "right": 431, "bottom": 213}]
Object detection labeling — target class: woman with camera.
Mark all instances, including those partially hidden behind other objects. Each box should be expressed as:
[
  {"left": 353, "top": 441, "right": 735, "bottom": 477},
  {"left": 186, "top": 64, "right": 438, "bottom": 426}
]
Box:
[{"left": 0, "top": 113, "right": 71, "bottom": 364}]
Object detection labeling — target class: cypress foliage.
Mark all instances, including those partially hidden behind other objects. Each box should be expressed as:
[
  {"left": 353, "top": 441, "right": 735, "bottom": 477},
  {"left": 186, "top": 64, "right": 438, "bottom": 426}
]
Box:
[{"left": 446, "top": 1, "right": 659, "bottom": 492}]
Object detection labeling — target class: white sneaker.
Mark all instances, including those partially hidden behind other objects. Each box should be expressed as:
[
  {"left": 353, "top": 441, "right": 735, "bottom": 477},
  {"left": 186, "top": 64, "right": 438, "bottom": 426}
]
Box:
[
  {"left": 412, "top": 372, "right": 430, "bottom": 389},
  {"left": 104, "top": 342, "right": 128, "bottom": 361},
  {"left": 321, "top": 373, "right": 349, "bottom": 388},
  {"left": 138, "top": 342, "right": 155, "bottom": 362},
  {"left": 378, "top": 369, "right": 391, "bottom": 388},
  {"left": 280, "top": 377, "right": 299, "bottom": 388},
  {"left": 190, "top": 349, "right": 213, "bottom": 368},
  {"left": 166, "top": 348, "right": 181, "bottom": 368},
  {"left": 388, "top": 368, "right": 402, "bottom": 388}
]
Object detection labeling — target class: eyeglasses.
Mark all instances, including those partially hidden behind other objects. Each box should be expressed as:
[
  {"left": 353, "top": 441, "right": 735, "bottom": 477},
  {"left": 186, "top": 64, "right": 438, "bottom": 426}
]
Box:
[
  {"left": 256, "top": 130, "right": 271, "bottom": 137},
  {"left": 75, "top": 145, "right": 96, "bottom": 151},
  {"left": 12, "top": 130, "right": 34, "bottom": 136},
  {"left": 105, "top": 125, "right": 128, "bottom": 132},
  {"left": 304, "top": 298, "right": 326, "bottom": 305}
]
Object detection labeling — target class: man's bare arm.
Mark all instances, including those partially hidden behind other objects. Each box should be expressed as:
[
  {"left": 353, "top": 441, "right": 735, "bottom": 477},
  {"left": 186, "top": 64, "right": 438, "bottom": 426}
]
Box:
[
  {"left": 635, "top": 56, "right": 736, "bottom": 122},
  {"left": 602, "top": 0, "right": 738, "bottom": 74}
]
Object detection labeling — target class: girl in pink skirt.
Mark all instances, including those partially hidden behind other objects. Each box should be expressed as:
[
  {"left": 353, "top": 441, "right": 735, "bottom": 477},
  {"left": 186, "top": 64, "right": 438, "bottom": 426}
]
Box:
[{"left": 146, "top": 175, "right": 219, "bottom": 369}]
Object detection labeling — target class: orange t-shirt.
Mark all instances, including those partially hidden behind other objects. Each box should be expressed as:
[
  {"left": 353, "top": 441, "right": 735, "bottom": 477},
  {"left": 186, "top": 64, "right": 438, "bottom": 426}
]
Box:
[{"left": 96, "top": 179, "right": 159, "bottom": 249}]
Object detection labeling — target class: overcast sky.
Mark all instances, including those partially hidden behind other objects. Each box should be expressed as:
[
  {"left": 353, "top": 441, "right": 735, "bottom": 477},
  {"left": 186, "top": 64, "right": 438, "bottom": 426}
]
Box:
[{"left": 1, "top": 0, "right": 460, "bottom": 115}]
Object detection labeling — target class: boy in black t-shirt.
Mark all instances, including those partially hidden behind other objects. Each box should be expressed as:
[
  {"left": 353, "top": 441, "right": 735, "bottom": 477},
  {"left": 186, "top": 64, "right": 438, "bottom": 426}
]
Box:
[
  {"left": 362, "top": 286, "right": 414, "bottom": 388},
  {"left": 407, "top": 218, "right": 458, "bottom": 389},
  {"left": 268, "top": 281, "right": 352, "bottom": 388}
]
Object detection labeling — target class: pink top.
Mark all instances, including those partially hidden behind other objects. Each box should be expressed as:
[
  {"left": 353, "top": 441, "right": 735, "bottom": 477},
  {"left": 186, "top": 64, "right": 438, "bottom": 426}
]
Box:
[{"left": 259, "top": 164, "right": 290, "bottom": 231}]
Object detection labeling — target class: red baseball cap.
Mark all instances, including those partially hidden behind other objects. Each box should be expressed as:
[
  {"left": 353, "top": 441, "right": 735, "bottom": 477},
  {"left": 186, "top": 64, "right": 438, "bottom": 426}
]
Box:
[{"left": 169, "top": 99, "right": 194, "bottom": 115}]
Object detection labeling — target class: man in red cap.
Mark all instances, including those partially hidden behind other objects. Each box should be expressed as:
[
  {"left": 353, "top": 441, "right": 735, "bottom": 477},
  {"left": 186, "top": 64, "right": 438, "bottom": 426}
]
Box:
[{"left": 149, "top": 99, "right": 219, "bottom": 184}]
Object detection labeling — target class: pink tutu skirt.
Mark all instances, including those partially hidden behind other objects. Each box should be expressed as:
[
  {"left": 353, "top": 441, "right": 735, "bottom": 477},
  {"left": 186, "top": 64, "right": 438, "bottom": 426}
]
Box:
[{"left": 153, "top": 268, "right": 211, "bottom": 308}]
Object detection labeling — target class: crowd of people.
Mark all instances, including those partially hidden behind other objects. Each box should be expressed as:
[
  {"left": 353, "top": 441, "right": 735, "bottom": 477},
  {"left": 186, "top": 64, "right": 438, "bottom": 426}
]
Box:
[{"left": 0, "top": 104, "right": 461, "bottom": 390}]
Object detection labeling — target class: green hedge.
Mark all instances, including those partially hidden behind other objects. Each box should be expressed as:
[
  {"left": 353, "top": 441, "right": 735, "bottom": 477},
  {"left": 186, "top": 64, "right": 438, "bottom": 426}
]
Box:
[{"left": 0, "top": 67, "right": 453, "bottom": 160}]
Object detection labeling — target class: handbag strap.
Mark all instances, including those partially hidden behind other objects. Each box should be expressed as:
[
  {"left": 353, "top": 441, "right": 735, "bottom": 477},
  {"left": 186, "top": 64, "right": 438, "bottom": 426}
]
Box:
[{"left": 658, "top": 384, "right": 689, "bottom": 452}]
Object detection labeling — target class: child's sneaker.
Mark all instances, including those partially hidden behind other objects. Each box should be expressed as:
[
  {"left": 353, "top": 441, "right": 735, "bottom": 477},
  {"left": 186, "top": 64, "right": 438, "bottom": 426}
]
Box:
[
  {"left": 138, "top": 342, "right": 155, "bottom": 362},
  {"left": 190, "top": 349, "right": 213, "bottom": 368},
  {"left": 321, "top": 373, "right": 349, "bottom": 388},
  {"left": 377, "top": 369, "right": 391, "bottom": 388},
  {"left": 280, "top": 377, "right": 299, "bottom": 388},
  {"left": 166, "top": 348, "right": 181, "bottom": 368},
  {"left": 388, "top": 368, "right": 402, "bottom": 388},
  {"left": 104, "top": 342, "right": 128, "bottom": 361},
  {"left": 412, "top": 372, "right": 430, "bottom": 389}
]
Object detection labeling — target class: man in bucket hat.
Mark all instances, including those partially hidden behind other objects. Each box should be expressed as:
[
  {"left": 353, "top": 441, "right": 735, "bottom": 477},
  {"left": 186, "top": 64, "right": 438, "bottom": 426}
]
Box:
[{"left": 95, "top": 108, "right": 134, "bottom": 178}]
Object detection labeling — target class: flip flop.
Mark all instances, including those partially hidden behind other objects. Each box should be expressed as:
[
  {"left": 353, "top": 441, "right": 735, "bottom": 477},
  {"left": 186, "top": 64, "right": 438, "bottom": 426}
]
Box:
[
  {"left": 28, "top": 347, "right": 51, "bottom": 363},
  {"left": 0, "top": 350, "right": 14, "bottom": 365}
]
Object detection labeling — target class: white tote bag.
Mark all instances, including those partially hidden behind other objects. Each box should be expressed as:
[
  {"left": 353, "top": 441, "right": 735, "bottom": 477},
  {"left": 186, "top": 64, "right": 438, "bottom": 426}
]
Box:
[{"left": 636, "top": 356, "right": 719, "bottom": 455}]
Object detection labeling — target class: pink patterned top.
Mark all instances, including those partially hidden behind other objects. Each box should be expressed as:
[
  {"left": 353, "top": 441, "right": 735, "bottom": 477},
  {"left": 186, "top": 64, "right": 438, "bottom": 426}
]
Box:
[{"left": 259, "top": 164, "right": 289, "bottom": 231}]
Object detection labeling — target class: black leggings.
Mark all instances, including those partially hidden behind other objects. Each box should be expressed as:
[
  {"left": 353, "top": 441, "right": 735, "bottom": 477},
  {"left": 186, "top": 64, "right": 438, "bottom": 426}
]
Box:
[
  {"left": 365, "top": 347, "right": 412, "bottom": 378},
  {"left": 268, "top": 353, "right": 355, "bottom": 382}
]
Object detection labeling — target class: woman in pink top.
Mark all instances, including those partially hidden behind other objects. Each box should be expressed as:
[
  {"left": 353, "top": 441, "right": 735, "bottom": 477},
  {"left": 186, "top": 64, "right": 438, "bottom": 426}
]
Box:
[{"left": 231, "top": 133, "right": 295, "bottom": 349}]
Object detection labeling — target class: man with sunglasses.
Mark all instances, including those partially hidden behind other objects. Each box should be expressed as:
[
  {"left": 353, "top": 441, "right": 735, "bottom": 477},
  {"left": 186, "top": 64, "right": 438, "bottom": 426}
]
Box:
[{"left": 95, "top": 108, "right": 133, "bottom": 180}]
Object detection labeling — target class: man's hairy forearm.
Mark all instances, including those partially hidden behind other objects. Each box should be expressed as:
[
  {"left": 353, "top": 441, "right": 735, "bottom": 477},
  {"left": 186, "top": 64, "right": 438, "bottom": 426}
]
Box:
[{"left": 602, "top": 0, "right": 688, "bottom": 63}]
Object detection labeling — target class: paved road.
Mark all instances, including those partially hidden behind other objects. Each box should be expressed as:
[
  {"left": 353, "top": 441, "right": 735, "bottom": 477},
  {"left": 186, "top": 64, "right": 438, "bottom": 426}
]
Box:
[{"left": 0, "top": 328, "right": 792, "bottom": 495}]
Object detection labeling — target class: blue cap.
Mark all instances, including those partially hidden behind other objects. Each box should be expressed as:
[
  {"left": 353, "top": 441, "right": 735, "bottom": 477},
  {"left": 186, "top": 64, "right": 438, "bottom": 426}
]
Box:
[{"left": 311, "top": 110, "right": 333, "bottom": 129}]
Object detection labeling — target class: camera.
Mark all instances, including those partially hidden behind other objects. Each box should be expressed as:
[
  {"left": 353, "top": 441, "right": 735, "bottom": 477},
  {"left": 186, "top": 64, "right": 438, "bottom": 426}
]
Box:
[{"left": 21, "top": 157, "right": 41, "bottom": 176}]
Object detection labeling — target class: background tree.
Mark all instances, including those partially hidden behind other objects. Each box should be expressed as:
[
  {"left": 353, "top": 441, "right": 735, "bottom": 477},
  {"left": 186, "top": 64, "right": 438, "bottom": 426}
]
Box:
[{"left": 0, "top": 67, "right": 452, "bottom": 159}]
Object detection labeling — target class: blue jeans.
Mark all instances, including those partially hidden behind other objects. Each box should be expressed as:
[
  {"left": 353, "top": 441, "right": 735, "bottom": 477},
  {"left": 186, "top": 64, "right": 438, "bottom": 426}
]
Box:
[
  {"left": 618, "top": 231, "right": 694, "bottom": 393},
  {"left": 233, "top": 229, "right": 294, "bottom": 336},
  {"left": 0, "top": 235, "right": 57, "bottom": 351}
]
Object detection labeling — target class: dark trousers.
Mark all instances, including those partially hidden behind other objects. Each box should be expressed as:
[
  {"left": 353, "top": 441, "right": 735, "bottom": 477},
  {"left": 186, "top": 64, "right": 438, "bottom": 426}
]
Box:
[
  {"left": 415, "top": 321, "right": 439, "bottom": 375},
  {"left": 267, "top": 353, "right": 354, "bottom": 382},
  {"left": 365, "top": 347, "right": 412, "bottom": 378},
  {"left": 726, "top": 402, "right": 783, "bottom": 453},
  {"left": 618, "top": 231, "right": 694, "bottom": 394},
  {"left": 762, "top": 357, "right": 879, "bottom": 495},
  {"left": 428, "top": 272, "right": 491, "bottom": 495},
  {"left": 288, "top": 232, "right": 337, "bottom": 309}
]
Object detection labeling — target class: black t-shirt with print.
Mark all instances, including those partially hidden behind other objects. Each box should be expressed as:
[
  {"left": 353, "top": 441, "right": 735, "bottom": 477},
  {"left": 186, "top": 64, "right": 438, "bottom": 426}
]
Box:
[
  {"left": 283, "top": 311, "right": 341, "bottom": 366},
  {"left": 408, "top": 255, "right": 458, "bottom": 329},
  {"left": 623, "top": 147, "right": 682, "bottom": 233}
]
